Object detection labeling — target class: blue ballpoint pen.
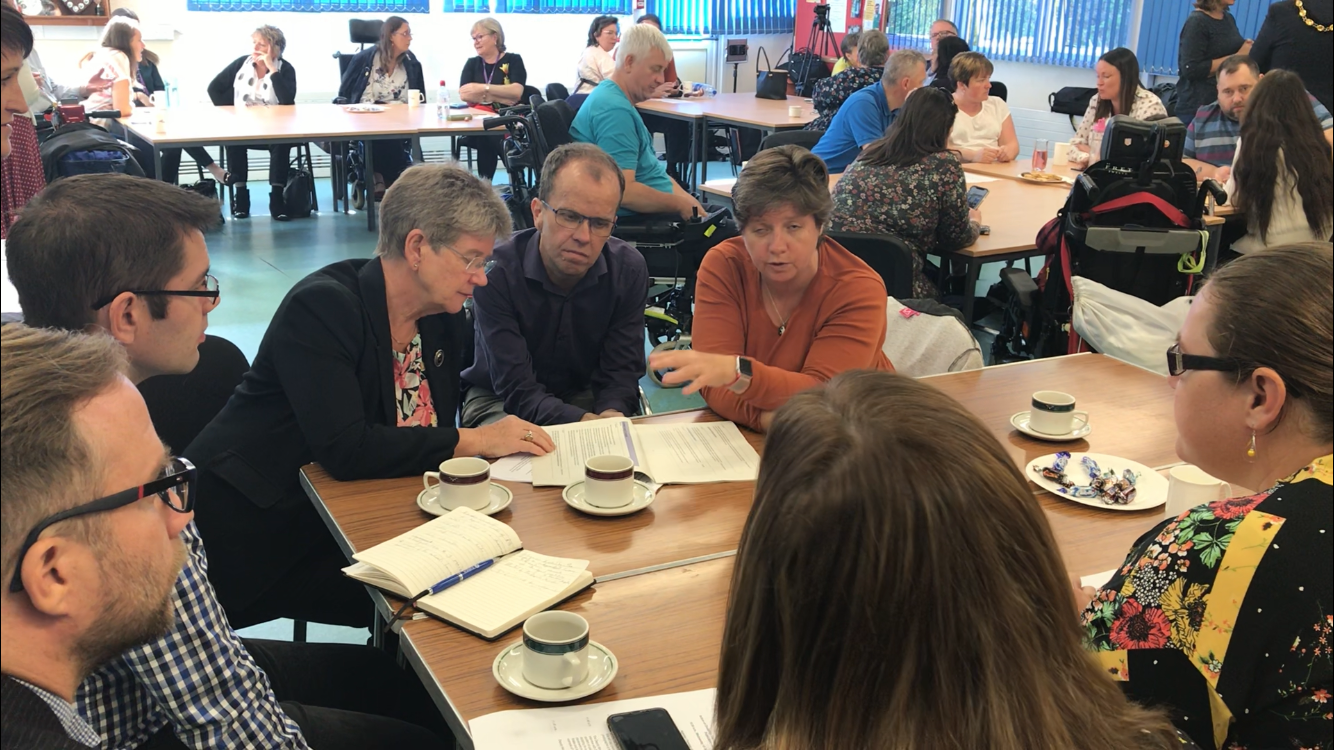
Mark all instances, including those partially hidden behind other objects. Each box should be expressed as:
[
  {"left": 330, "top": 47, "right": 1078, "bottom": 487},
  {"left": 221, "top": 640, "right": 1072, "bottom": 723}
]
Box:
[{"left": 425, "top": 558, "right": 495, "bottom": 595}]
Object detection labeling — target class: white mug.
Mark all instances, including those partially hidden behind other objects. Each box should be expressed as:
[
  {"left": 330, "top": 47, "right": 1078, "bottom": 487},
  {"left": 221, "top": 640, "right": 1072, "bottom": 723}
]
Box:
[
  {"left": 1052, "top": 141, "right": 1071, "bottom": 166},
  {"left": 521, "top": 611, "right": 589, "bottom": 689},
  {"left": 583, "top": 455, "right": 634, "bottom": 508},
  {"left": 406, "top": 88, "right": 424, "bottom": 106},
  {"left": 1029, "top": 391, "right": 1088, "bottom": 436},
  {"left": 423, "top": 457, "right": 491, "bottom": 511},
  {"left": 788, "top": 104, "right": 802, "bottom": 118},
  {"left": 149, "top": 91, "right": 166, "bottom": 108},
  {"left": 1167, "top": 465, "right": 1232, "bottom": 516}
]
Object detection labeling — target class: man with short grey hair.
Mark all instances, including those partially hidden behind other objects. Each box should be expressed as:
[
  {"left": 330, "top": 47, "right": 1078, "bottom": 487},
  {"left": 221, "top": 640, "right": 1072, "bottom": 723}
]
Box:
[
  {"left": 813, "top": 48, "right": 927, "bottom": 173},
  {"left": 462, "top": 143, "right": 648, "bottom": 427}
]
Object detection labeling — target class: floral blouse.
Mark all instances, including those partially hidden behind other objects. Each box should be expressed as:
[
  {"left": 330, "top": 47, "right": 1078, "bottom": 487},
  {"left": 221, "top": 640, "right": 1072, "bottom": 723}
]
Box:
[
  {"left": 828, "top": 151, "right": 978, "bottom": 298},
  {"left": 392, "top": 334, "right": 437, "bottom": 428},
  {"left": 1081, "top": 455, "right": 1333, "bottom": 750},
  {"left": 806, "top": 66, "right": 883, "bottom": 132},
  {"left": 1070, "top": 87, "right": 1169, "bottom": 163},
  {"left": 361, "top": 52, "right": 409, "bottom": 104}
]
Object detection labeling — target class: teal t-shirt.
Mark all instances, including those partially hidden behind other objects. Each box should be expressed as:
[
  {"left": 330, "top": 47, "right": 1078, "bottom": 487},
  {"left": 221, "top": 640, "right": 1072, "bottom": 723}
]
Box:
[{"left": 570, "top": 80, "right": 673, "bottom": 215}]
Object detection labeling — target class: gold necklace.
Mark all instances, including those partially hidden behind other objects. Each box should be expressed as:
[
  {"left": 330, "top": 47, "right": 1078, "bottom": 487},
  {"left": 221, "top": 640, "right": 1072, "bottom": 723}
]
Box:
[
  {"left": 1296, "top": 0, "right": 1332, "bottom": 32},
  {"left": 761, "top": 281, "right": 794, "bottom": 336}
]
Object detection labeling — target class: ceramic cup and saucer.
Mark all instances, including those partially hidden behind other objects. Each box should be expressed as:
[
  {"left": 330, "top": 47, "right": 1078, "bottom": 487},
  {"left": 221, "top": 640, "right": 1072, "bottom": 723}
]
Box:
[
  {"left": 1011, "top": 390, "right": 1092, "bottom": 442},
  {"left": 492, "top": 611, "right": 618, "bottom": 702},
  {"left": 561, "top": 455, "right": 656, "bottom": 516},
  {"left": 418, "top": 457, "right": 513, "bottom": 516}
]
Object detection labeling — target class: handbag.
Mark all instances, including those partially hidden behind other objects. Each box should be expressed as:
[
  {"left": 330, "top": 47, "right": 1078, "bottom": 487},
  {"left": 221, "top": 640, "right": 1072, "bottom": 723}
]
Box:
[
  {"left": 181, "top": 178, "right": 218, "bottom": 202},
  {"left": 283, "top": 169, "right": 313, "bottom": 219},
  {"left": 755, "top": 47, "right": 789, "bottom": 101}
]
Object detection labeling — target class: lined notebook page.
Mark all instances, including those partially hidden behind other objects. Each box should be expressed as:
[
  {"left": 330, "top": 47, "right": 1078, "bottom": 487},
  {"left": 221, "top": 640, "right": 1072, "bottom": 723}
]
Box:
[
  {"left": 421, "top": 551, "right": 589, "bottom": 635},
  {"left": 353, "top": 508, "right": 522, "bottom": 595}
]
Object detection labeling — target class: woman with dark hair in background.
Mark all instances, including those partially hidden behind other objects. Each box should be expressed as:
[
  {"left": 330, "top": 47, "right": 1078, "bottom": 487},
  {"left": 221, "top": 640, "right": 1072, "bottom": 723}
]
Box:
[
  {"left": 1176, "top": 0, "right": 1250, "bottom": 126},
  {"left": 208, "top": 25, "right": 298, "bottom": 220},
  {"left": 574, "top": 15, "right": 619, "bottom": 95},
  {"left": 713, "top": 371, "right": 1196, "bottom": 750},
  {"left": 1223, "top": 70, "right": 1333, "bottom": 254},
  {"left": 338, "top": 15, "right": 425, "bottom": 197},
  {"left": 928, "top": 35, "right": 970, "bottom": 92},
  {"left": 830, "top": 86, "right": 979, "bottom": 298},
  {"left": 1251, "top": 0, "right": 1333, "bottom": 111},
  {"left": 1069, "top": 47, "right": 1167, "bottom": 167}
]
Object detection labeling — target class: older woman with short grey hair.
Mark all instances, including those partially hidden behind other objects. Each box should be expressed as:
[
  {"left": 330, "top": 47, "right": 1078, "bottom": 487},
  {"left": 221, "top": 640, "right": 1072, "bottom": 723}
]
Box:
[
  {"left": 458, "top": 17, "right": 529, "bottom": 180},
  {"left": 185, "top": 163, "right": 554, "bottom": 631}
]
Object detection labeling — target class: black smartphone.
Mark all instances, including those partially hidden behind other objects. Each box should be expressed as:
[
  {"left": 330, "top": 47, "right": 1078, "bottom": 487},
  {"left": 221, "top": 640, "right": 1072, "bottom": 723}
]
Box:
[
  {"left": 966, "top": 185, "right": 990, "bottom": 209},
  {"left": 607, "top": 708, "right": 691, "bottom": 750}
]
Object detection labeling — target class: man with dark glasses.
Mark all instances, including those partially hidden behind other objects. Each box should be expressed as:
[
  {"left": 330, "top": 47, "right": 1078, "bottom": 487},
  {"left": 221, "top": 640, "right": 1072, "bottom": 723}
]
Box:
[
  {"left": 462, "top": 143, "right": 650, "bottom": 427},
  {"left": 2, "top": 324, "right": 193, "bottom": 748}
]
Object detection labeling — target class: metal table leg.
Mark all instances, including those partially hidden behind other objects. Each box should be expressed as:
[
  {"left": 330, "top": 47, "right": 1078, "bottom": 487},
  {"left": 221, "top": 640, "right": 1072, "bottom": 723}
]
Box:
[{"left": 364, "top": 138, "right": 377, "bottom": 232}]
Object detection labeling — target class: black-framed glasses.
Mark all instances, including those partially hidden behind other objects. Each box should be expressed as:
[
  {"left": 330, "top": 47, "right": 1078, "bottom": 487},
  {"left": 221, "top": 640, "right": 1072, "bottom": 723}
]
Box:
[
  {"left": 8, "top": 457, "right": 197, "bottom": 594},
  {"left": 1165, "top": 343, "right": 1244, "bottom": 377},
  {"left": 91, "top": 274, "right": 221, "bottom": 310},
  {"left": 441, "top": 244, "right": 497, "bottom": 275},
  {"left": 540, "top": 200, "right": 617, "bottom": 237}
]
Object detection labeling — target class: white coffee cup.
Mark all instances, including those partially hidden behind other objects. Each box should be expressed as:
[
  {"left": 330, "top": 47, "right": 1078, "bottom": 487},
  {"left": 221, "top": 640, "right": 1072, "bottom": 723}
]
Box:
[
  {"left": 1167, "top": 465, "right": 1232, "bottom": 516},
  {"left": 1029, "top": 391, "right": 1088, "bottom": 436},
  {"left": 149, "top": 91, "right": 166, "bottom": 108},
  {"left": 583, "top": 455, "right": 634, "bottom": 508},
  {"left": 1052, "top": 141, "right": 1071, "bottom": 166},
  {"left": 788, "top": 104, "right": 802, "bottom": 118},
  {"left": 423, "top": 456, "right": 491, "bottom": 511},
  {"left": 406, "top": 88, "right": 424, "bottom": 106},
  {"left": 521, "top": 611, "right": 589, "bottom": 689}
]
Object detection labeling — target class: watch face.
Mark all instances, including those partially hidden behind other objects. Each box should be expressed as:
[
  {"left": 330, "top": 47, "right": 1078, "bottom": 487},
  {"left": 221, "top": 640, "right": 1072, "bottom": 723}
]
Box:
[{"left": 738, "top": 357, "right": 752, "bottom": 377}]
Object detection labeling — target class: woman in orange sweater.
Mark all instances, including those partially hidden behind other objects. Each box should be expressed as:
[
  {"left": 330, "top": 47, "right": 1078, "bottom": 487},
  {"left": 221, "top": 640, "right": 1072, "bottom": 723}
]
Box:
[{"left": 649, "top": 146, "right": 893, "bottom": 431}]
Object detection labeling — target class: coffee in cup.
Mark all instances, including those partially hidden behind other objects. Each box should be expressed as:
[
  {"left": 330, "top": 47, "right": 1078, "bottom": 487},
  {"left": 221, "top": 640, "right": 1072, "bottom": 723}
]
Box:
[
  {"left": 1167, "top": 465, "right": 1231, "bottom": 516},
  {"left": 423, "top": 456, "right": 491, "bottom": 511},
  {"left": 521, "top": 611, "right": 589, "bottom": 689},
  {"left": 583, "top": 455, "right": 634, "bottom": 508},
  {"left": 1029, "top": 391, "right": 1088, "bottom": 436}
]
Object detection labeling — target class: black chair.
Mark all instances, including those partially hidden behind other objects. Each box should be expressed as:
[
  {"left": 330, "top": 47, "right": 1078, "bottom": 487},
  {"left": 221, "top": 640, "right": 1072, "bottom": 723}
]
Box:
[
  {"left": 545, "top": 82, "right": 570, "bottom": 101},
  {"left": 138, "top": 334, "right": 249, "bottom": 459},
  {"left": 824, "top": 230, "right": 915, "bottom": 300},
  {"left": 758, "top": 129, "right": 824, "bottom": 153},
  {"left": 990, "top": 81, "right": 1008, "bottom": 102}
]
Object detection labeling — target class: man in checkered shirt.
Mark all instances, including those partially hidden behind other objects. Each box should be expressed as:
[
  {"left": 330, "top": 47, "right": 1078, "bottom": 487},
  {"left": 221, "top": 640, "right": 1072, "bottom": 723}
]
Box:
[{"left": 6, "top": 175, "right": 450, "bottom": 748}]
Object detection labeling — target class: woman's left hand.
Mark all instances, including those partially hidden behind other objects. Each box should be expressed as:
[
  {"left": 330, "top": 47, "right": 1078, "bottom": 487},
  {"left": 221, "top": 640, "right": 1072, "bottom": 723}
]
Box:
[
  {"left": 459, "top": 83, "right": 485, "bottom": 101},
  {"left": 648, "top": 350, "right": 738, "bottom": 396}
]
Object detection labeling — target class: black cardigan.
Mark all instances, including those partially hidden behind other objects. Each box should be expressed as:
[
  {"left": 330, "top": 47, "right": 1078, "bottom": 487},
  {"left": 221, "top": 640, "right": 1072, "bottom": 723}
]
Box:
[
  {"left": 206, "top": 54, "right": 297, "bottom": 107},
  {"left": 184, "top": 258, "right": 466, "bottom": 610},
  {"left": 1, "top": 675, "right": 89, "bottom": 750},
  {"left": 337, "top": 46, "right": 426, "bottom": 104}
]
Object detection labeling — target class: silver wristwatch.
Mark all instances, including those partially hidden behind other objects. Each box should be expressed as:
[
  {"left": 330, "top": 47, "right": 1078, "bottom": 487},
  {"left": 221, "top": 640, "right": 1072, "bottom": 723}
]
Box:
[{"left": 729, "top": 356, "right": 753, "bottom": 394}]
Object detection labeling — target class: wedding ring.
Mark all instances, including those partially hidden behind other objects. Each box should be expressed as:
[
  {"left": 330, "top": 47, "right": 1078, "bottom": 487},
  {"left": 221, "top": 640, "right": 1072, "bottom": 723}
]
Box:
[{"left": 522, "top": 430, "right": 534, "bottom": 442}]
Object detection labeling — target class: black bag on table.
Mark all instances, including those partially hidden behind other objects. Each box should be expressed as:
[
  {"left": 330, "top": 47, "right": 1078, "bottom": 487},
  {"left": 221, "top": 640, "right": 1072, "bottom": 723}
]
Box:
[
  {"left": 755, "top": 47, "right": 789, "bottom": 101},
  {"left": 783, "top": 49, "right": 830, "bottom": 97}
]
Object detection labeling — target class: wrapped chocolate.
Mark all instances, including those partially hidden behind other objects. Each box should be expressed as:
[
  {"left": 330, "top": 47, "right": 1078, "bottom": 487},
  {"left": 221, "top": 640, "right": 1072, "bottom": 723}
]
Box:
[{"left": 1035, "top": 453, "right": 1142, "bottom": 505}]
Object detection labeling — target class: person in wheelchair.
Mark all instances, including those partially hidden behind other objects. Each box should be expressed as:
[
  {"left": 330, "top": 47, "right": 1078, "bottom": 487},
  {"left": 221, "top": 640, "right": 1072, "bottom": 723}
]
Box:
[
  {"left": 462, "top": 143, "right": 647, "bottom": 427},
  {"left": 337, "top": 15, "right": 424, "bottom": 199},
  {"left": 648, "top": 146, "right": 894, "bottom": 433}
]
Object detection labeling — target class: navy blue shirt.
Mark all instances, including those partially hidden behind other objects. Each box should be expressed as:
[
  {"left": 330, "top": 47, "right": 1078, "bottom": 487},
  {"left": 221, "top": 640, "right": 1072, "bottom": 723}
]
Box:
[
  {"left": 462, "top": 228, "right": 649, "bottom": 425},
  {"left": 812, "top": 83, "right": 898, "bottom": 173}
]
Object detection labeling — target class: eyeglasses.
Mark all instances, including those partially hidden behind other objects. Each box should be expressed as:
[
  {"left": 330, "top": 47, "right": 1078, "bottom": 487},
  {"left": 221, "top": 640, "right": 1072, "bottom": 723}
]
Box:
[
  {"left": 930, "top": 29, "right": 958, "bottom": 41},
  {"left": 471, "top": 33, "right": 495, "bottom": 42},
  {"left": 394, "top": 29, "right": 413, "bottom": 39},
  {"left": 1165, "top": 343, "right": 1243, "bottom": 377},
  {"left": 8, "top": 457, "right": 197, "bottom": 594},
  {"left": 540, "top": 200, "right": 617, "bottom": 237},
  {"left": 441, "top": 244, "right": 497, "bottom": 275},
  {"left": 91, "top": 274, "right": 221, "bottom": 310}
]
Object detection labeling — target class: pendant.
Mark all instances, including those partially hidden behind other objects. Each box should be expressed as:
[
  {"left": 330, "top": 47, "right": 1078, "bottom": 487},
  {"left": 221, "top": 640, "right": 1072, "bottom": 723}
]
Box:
[{"left": 777, "top": 324, "right": 786, "bottom": 336}]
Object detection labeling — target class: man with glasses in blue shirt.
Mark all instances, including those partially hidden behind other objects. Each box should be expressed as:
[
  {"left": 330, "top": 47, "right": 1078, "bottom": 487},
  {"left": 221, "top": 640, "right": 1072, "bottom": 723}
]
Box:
[
  {"left": 2, "top": 324, "right": 193, "bottom": 749},
  {"left": 463, "top": 143, "right": 648, "bottom": 426}
]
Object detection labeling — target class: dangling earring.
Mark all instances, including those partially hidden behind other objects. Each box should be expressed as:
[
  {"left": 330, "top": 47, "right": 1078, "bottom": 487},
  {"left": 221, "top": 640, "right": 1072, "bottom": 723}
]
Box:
[{"left": 1247, "top": 431, "right": 1257, "bottom": 459}]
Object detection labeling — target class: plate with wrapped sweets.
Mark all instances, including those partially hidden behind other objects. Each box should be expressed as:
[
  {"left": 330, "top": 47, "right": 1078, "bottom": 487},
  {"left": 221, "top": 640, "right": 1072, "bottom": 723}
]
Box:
[{"left": 1028, "top": 452, "right": 1168, "bottom": 511}]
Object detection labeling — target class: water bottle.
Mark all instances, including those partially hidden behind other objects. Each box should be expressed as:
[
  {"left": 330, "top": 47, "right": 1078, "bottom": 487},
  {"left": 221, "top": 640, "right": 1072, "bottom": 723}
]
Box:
[
  {"left": 690, "top": 82, "right": 717, "bottom": 97},
  {"left": 437, "top": 80, "right": 450, "bottom": 120}
]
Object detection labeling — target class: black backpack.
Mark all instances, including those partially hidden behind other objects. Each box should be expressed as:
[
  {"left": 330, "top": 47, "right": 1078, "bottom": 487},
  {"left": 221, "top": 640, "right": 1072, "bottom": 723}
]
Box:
[{"left": 283, "top": 168, "right": 313, "bottom": 219}]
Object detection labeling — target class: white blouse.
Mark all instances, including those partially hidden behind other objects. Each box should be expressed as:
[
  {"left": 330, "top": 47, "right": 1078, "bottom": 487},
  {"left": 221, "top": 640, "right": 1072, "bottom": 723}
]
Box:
[
  {"left": 950, "top": 96, "right": 1012, "bottom": 151},
  {"left": 1069, "top": 87, "right": 1168, "bottom": 164},
  {"left": 233, "top": 58, "right": 281, "bottom": 107},
  {"left": 79, "top": 48, "right": 131, "bottom": 114},
  {"left": 1225, "top": 140, "right": 1332, "bottom": 253},
  {"left": 574, "top": 46, "right": 615, "bottom": 95},
  {"left": 361, "top": 51, "right": 409, "bottom": 104}
]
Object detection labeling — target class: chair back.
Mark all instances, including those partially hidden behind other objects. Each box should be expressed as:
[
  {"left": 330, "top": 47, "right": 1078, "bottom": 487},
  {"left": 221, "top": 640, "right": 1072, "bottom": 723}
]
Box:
[
  {"left": 349, "top": 18, "right": 383, "bottom": 45},
  {"left": 989, "top": 81, "right": 1008, "bottom": 101},
  {"left": 138, "top": 335, "right": 250, "bottom": 453},
  {"left": 759, "top": 129, "right": 824, "bottom": 152},
  {"left": 823, "top": 230, "right": 914, "bottom": 300},
  {"left": 545, "top": 82, "right": 570, "bottom": 101},
  {"left": 531, "top": 99, "right": 576, "bottom": 165}
]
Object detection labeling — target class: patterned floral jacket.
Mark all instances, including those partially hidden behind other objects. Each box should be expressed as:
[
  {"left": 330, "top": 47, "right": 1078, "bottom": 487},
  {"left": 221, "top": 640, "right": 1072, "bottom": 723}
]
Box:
[{"left": 805, "top": 66, "right": 884, "bottom": 132}]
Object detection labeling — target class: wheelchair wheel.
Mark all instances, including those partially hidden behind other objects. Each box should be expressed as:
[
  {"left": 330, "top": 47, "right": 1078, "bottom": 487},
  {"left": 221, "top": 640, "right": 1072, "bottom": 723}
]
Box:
[{"left": 350, "top": 180, "right": 365, "bottom": 211}]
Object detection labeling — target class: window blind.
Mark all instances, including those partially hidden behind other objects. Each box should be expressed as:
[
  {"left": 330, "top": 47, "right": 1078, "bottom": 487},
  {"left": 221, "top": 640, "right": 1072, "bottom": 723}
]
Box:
[
  {"left": 882, "top": 0, "right": 945, "bottom": 50},
  {"left": 188, "top": 0, "right": 429, "bottom": 11},
  {"left": 647, "top": 0, "right": 795, "bottom": 36},
  {"left": 953, "top": 0, "right": 1134, "bottom": 69}
]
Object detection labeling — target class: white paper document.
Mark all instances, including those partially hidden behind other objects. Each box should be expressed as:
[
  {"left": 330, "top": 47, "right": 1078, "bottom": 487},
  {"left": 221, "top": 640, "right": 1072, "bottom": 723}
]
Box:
[
  {"left": 964, "top": 173, "right": 998, "bottom": 185},
  {"left": 490, "top": 454, "right": 533, "bottom": 483},
  {"left": 528, "top": 418, "right": 760, "bottom": 487},
  {"left": 1081, "top": 568, "right": 1118, "bottom": 590},
  {"left": 469, "top": 688, "right": 716, "bottom": 750}
]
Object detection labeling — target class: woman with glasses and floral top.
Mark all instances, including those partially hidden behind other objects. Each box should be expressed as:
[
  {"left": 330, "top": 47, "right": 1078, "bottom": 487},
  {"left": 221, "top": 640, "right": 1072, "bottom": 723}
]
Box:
[
  {"left": 458, "top": 18, "right": 528, "bottom": 182},
  {"left": 185, "top": 165, "right": 554, "bottom": 631},
  {"left": 1076, "top": 242, "right": 1332, "bottom": 750},
  {"left": 337, "top": 15, "right": 425, "bottom": 197}
]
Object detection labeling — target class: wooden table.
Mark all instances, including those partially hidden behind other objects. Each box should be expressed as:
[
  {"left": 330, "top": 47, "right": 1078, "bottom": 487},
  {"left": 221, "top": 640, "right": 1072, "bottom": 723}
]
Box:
[
  {"left": 302, "top": 353, "right": 1180, "bottom": 746},
  {"left": 118, "top": 103, "right": 493, "bottom": 230}
]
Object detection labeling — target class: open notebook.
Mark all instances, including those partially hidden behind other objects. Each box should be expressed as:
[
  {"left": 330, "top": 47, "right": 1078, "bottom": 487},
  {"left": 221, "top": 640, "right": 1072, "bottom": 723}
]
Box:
[
  {"left": 530, "top": 417, "right": 761, "bottom": 487},
  {"left": 342, "top": 508, "right": 593, "bottom": 639}
]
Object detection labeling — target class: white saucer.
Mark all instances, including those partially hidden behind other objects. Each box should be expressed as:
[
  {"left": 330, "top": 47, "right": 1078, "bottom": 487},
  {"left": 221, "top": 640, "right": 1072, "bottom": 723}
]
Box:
[
  {"left": 492, "top": 640, "right": 618, "bottom": 702},
  {"left": 1011, "top": 411, "right": 1092, "bottom": 441},
  {"left": 416, "top": 483, "right": 513, "bottom": 517},
  {"left": 1029, "top": 452, "right": 1168, "bottom": 512},
  {"left": 561, "top": 481, "right": 656, "bottom": 517}
]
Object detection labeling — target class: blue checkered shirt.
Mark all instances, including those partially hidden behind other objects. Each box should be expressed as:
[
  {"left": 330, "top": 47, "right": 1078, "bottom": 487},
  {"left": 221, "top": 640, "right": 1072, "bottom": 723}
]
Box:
[
  {"left": 1185, "top": 94, "right": 1332, "bottom": 166},
  {"left": 13, "top": 678, "right": 102, "bottom": 747},
  {"left": 76, "top": 522, "right": 309, "bottom": 749}
]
